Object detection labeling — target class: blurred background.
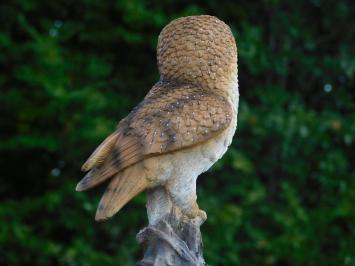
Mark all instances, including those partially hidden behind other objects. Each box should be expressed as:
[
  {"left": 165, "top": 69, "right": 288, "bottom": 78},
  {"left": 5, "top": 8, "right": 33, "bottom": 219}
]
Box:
[{"left": 0, "top": 0, "right": 354, "bottom": 265}]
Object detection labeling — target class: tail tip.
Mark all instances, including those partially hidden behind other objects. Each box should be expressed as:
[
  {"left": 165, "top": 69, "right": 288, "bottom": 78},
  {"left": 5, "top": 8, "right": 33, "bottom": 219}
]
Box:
[
  {"left": 75, "top": 181, "right": 88, "bottom": 192},
  {"left": 95, "top": 206, "right": 112, "bottom": 221},
  {"left": 95, "top": 214, "right": 106, "bottom": 222},
  {"left": 75, "top": 183, "right": 83, "bottom": 192},
  {"left": 81, "top": 163, "right": 90, "bottom": 172}
]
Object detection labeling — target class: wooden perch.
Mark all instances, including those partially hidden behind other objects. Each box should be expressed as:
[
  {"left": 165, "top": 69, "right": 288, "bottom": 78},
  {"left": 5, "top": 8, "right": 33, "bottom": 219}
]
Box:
[
  {"left": 137, "top": 212, "right": 206, "bottom": 266},
  {"left": 136, "top": 188, "right": 206, "bottom": 266}
]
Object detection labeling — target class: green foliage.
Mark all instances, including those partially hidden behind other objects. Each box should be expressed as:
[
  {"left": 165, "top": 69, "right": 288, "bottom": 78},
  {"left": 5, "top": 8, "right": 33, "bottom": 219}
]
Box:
[{"left": 0, "top": 0, "right": 354, "bottom": 265}]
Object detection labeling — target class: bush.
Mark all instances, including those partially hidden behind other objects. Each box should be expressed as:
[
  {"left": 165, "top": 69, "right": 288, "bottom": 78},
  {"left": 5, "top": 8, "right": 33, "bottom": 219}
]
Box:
[{"left": 0, "top": 0, "right": 354, "bottom": 265}]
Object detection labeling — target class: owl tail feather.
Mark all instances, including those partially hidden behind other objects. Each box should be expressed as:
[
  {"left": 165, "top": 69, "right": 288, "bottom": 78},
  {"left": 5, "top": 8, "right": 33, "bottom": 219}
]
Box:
[
  {"left": 81, "top": 132, "right": 119, "bottom": 172},
  {"left": 95, "top": 166, "right": 148, "bottom": 221},
  {"left": 76, "top": 132, "right": 120, "bottom": 192}
]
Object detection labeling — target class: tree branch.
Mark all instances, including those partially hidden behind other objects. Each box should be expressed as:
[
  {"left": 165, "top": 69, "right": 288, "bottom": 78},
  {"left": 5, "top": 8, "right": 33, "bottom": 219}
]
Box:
[{"left": 136, "top": 188, "right": 206, "bottom": 266}]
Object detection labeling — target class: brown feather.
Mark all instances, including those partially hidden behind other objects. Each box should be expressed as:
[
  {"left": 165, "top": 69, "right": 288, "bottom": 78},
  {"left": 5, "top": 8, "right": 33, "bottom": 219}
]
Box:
[
  {"left": 77, "top": 84, "right": 232, "bottom": 192},
  {"left": 76, "top": 15, "right": 238, "bottom": 222},
  {"left": 76, "top": 166, "right": 119, "bottom": 192},
  {"left": 95, "top": 166, "right": 148, "bottom": 221},
  {"left": 76, "top": 138, "right": 144, "bottom": 191},
  {"left": 81, "top": 132, "right": 119, "bottom": 171}
]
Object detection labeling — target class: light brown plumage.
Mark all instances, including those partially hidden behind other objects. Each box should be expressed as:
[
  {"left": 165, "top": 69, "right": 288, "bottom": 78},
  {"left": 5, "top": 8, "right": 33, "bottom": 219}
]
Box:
[
  {"left": 76, "top": 15, "right": 238, "bottom": 221},
  {"left": 81, "top": 132, "right": 119, "bottom": 172},
  {"left": 95, "top": 165, "right": 149, "bottom": 221}
]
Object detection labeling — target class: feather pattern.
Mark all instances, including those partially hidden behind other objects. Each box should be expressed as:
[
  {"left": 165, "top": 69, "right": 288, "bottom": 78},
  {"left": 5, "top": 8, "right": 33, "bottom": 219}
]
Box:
[
  {"left": 95, "top": 165, "right": 148, "bottom": 221},
  {"left": 77, "top": 83, "right": 232, "bottom": 192},
  {"left": 76, "top": 15, "right": 238, "bottom": 221}
]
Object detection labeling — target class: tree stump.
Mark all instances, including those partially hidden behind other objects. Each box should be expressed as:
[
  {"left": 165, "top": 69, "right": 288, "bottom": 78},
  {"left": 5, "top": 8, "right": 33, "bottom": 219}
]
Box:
[{"left": 136, "top": 188, "right": 206, "bottom": 266}]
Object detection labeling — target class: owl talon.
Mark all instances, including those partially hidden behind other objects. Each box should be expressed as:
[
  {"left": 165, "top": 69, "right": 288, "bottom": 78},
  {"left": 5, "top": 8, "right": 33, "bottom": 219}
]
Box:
[
  {"left": 197, "top": 210, "right": 207, "bottom": 221},
  {"left": 184, "top": 206, "right": 207, "bottom": 225},
  {"left": 187, "top": 209, "right": 207, "bottom": 226}
]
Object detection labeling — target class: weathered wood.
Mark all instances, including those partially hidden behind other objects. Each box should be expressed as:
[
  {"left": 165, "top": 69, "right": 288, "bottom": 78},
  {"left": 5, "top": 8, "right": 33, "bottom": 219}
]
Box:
[{"left": 136, "top": 211, "right": 206, "bottom": 266}]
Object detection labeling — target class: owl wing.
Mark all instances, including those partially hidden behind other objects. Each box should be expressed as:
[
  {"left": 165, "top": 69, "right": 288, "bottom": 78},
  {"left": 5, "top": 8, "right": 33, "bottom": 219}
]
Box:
[{"left": 76, "top": 82, "right": 233, "bottom": 191}]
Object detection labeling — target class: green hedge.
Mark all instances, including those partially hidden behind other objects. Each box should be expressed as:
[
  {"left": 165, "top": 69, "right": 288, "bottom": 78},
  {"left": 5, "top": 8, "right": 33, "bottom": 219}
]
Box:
[{"left": 0, "top": 0, "right": 354, "bottom": 265}]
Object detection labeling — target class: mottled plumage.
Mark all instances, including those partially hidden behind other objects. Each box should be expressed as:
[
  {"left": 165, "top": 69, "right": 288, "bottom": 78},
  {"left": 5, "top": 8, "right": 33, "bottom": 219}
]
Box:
[{"left": 76, "top": 15, "right": 239, "bottom": 223}]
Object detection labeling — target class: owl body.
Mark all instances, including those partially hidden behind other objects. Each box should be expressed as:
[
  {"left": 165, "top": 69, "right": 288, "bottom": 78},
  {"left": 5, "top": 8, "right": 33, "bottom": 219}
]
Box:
[
  {"left": 76, "top": 15, "right": 239, "bottom": 223},
  {"left": 144, "top": 67, "right": 238, "bottom": 224}
]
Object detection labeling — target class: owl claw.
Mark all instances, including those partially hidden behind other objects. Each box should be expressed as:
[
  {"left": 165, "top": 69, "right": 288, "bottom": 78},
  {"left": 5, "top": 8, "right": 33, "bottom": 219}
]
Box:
[
  {"left": 185, "top": 206, "right": 207, "bottom": 225},
  {"left": 189, "top": 209, "right": 207, "bottom": 226},
  {"left": 197, "top": 210, "right": 207, "bottom": 221}
]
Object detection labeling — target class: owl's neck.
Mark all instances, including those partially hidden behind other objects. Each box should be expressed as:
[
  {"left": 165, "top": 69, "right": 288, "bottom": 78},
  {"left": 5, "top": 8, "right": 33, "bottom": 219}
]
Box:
[{"left": 215, "top": 62, "right": 239, "bottom": 114}]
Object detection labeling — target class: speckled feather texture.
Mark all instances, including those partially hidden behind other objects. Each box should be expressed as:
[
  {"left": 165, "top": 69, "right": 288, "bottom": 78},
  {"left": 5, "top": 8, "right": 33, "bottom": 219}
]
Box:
[{"left": 76, "top": 15, "right": 239, "bottom": 224}]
